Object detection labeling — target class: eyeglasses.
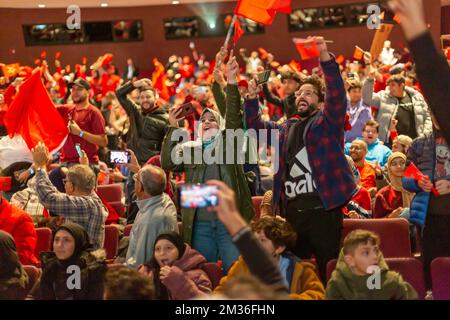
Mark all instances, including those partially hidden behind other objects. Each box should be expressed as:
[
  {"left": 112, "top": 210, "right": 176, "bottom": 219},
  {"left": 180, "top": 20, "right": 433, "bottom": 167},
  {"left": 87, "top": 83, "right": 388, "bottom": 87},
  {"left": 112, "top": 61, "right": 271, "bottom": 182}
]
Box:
[{"left": 296, "top": 90, "right": 318, "bottom": 98}]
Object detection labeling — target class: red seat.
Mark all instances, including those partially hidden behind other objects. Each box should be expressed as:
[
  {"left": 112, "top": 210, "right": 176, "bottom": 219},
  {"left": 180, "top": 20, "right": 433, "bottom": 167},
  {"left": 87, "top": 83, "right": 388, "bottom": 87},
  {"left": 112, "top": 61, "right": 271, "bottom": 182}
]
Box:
[
  {"left": 251, "top": 196, "right": 263, "bottom": 221},
  {"left": 108, "top": 201, "right": 125, "bottom": 218},
  {"left": 124, "top": 224, "right": 133, "bottom": 237},
  {"left": 103, "top": 225, "right": 119, "bottom": 260},
  {"left": 97, "top": 184, "right": 123, "bottom": 203},
  {"left": 326, "top": 257, "right": 426, "bottom": 299},
  {"left": 23, "top": 265, "right": 42, "bottom": 298},
  {"left": 431, "top": 257, "right": 450, "bottom": 300},
  {"left": 342, "top": 218, "right": 411, "bottom": 257},
  {"left": 35, "top": 227, "right": 53, "bottom": 259},
  {"left": 202, "top": 262, "right": 223, "bottom": 289}
]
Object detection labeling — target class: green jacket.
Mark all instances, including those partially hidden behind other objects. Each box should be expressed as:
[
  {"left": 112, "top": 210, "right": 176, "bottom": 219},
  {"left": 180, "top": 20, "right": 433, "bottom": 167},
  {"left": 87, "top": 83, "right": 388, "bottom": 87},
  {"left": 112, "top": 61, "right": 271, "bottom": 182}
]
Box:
[
  {"left": 161, "top": 84, "right": 254, "bottom": 244},
  {"left": 326, "top": 249, "right": 418, "bottom": 300}
]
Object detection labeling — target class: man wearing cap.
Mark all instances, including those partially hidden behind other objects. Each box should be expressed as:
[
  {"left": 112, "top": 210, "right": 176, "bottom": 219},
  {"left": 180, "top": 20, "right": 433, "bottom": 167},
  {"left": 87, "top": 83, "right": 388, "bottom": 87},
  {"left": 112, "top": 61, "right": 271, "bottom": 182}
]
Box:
[
  {"left": 57, "top": 78, "right": 107, "bottom": 168},
  {"left": 262, "top": 69, "right": 302, "bottom": 120}
]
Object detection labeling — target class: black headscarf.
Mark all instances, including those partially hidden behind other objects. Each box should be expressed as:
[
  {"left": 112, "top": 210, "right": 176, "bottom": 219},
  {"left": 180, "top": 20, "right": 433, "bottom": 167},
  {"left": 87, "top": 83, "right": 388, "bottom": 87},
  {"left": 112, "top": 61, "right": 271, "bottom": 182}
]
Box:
[
  {"left": 146, "top": 232, "right": 185, "bottom": 300},
  {"left": 0, "top": 230, "right": 21, "bottom": 279},
  {"left": 54, "top": 223, "right": 92, "bottom": 267}
]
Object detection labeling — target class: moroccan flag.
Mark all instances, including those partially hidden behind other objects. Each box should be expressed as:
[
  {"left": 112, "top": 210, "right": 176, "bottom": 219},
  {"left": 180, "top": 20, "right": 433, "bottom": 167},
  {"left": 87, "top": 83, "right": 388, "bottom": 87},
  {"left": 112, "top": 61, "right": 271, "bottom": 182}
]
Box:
[
  {"left": 40, "top": 50, "right": 47, "bottom": 59},
  {"left": 4, "top": 70, "right": 68, "bottom": 153},
  {"left": 288, "top": 60, "right": 301, "bottom": 73},
  {"left": 259, "top": 47, "right": 269, "bottom": 60},
  {"left": 152, "top": 58, "right": 170, "bottom": 101},
  {"left": 235, "top": 0, "right": 276, "bottom": 25},
  {"left": 55, "top": 51, "right": 61, "bottom": 59},
  {"left": 370, "top": 23, "right": 394, "bottom": 62},
  {"left": 353, "top": 46, "right": 365, "bottom": 60},
  {"left": 233, "top": 18, "right": 245, "bottom": 45},
  {"left": 269, "top": 0, "right": 292, "bottom": 14},
  {"left": 2, "top": 63, "right": 20, "bottom": 78},
  {"left": 403, "top": 163, "right": 440, "bottom": 196},
  {"left": 293, "top": 38, "right": 320, "bottom": 60}
]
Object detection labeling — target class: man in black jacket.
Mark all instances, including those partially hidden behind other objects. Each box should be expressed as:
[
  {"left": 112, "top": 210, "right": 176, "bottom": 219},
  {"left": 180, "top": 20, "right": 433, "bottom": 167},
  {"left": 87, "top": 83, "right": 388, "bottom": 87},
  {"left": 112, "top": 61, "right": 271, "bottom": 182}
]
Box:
[{"left": 116, "top": 78, "right": 169, "bottom": 165}]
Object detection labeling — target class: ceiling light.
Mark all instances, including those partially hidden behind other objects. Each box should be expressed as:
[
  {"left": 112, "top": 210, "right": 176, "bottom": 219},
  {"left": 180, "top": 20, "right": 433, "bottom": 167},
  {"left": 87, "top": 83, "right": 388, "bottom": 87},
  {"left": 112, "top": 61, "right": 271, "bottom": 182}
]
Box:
[
  {"left": 38, "top": 4, "right": 46, "bottom": 8},
  {"left": 172, "top": 1, "right": 180, "bottom": 4},
  {"left": 209, "top": 23, "right": 216, "bottom": 29},
  {"left": 101, "top": 3, "right": 108, "bottom": 7}
]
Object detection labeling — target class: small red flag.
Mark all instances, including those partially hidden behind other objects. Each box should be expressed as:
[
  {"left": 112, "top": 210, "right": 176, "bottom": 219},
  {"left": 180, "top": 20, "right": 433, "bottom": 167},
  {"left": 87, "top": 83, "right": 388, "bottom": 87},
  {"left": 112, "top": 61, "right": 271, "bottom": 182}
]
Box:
[
  {"left": 293, "top": 38, "right": 320, "bottom": 60},
  {"left": 403, "top": 163, "right": 440, "bottom": 195},
  {"left": 2, "top": 63, "right": 20, "bottom": 78},
  {"left": 82, "top": 56, "right": 87, "bottom": 65},
  {"left": 353, "top": 46, "right": 365, "bottom": 60},
  {"left": 336, "top": 54, "right": 345, "bottom": 65},
  {"left": 233, "top": 19, "right": 245, "bottom": 45},
  {"left": 55, "top": 51, "right": 61, "bottom": 59},
  {"left": 235, "top": 0, "right": 276, "bottom": 25},
  {"left": 34, "top": 59, "right": 41, "bottom": 66},
  {"left": 288, "top": 60, "right": 301, "bottom": 73},
  {"left": 269, "top": 0, "right": 292, "bottom": 14},
  {"left": 40, "top": 50, "right": 47, "bottom": 59},
  {"left": 258, "top": 47, "right": 269, "bottom": 60}
]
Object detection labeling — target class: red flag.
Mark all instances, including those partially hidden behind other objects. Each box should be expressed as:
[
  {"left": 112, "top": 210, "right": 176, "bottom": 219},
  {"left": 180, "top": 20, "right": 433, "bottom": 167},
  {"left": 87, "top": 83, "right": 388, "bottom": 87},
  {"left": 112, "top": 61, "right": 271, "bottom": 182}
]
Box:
[
  {"left": 403, "top": 163, "right": 440, "bottom": 195},
  {"left": 2, "top": 63, "right": 20, "bottom": 78},
  {"left": 269, "top": 0, "right": 292, "bottom": 14},
  {"left": 40, "top": 50, "right": 47, "bottom": 59},
  {"left": 235, "top": 0, "right": 276, "bottom": 25},
  {"left": 34, "top": 59, "right": 41, "bottom": 66},
  {"left": 82, "top": 56, "right": 87, "bottom": 65},
  {"left": 258, "top": 47, "right": 269, "bottom": 60},
  {"left": 55, "top": 51, "right": 61, "bottom": 59},
  {"left": 353, "top": 46, "right": 364, "bottom": 60},
  {"left": 336, "top": 54, "right": 345, "bottom": 65},
  {"left": 288, "top": 60, "right": 301, "bottom": 73},
  {"left": 4, "top": 70, "right": 68, "bottom": 153},
  {"left": 0, "top": 177, "right": 12, "bottom": 192},
  {"left": 152, "top": 58, "right": 170, "bottom": 101},
  {"left": 293, "top": 38, "right": 320, "bottom": 60},
  {"left": 233, "top": 19, "right": 245, "bottom": 45},
  {"left": 393, "top": 14, "right": 401, "bottom": 24}
]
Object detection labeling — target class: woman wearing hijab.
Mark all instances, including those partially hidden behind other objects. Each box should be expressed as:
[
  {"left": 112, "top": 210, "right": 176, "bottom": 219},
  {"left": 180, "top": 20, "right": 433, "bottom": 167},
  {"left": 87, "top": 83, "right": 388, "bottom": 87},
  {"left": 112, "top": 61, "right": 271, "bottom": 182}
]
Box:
[
  {"left": 28, "top": 223, "right": 106, "bottom": 300},
  {"left": 0, "top": 230, "right": 29, "bottom": 300},
  {"left": 138, "top": 232, "right": 212, "bottom": 300},
  {"left": 374, "top": 152, "right": 415, "bottom": 219},
  {"left": 161, "top": 55, "right": 254, "bottom": 275}
]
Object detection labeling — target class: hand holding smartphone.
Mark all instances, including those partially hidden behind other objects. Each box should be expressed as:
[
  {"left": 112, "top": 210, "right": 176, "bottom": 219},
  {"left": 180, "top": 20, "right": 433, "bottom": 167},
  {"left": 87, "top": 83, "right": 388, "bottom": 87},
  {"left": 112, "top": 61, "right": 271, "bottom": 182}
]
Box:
[
  {"left": 256, "top": 70, "right": 271, "bottom": 85},
  {"left": 178, "top": 184, "right": 219, "bottom": 209}
]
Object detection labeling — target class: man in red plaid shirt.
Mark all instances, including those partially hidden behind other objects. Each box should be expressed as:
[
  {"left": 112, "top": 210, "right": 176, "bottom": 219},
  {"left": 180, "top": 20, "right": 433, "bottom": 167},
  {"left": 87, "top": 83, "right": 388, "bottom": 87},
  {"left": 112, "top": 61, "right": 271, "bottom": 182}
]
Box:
[{"left": 244, "top": 36, "right": 357, "bottom": 282}]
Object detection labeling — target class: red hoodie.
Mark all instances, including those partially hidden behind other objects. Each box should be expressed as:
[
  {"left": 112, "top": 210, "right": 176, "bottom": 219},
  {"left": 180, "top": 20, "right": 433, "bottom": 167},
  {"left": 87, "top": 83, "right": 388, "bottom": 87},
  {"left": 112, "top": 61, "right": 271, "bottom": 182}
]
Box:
[{"left": 0, "top": 197, "right": 38, "bottom": 265}]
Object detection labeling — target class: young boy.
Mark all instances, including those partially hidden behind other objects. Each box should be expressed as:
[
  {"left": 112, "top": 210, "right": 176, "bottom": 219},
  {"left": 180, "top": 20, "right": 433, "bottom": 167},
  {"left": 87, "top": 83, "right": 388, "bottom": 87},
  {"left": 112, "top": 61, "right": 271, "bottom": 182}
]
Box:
[
  {"left": 215, "top": 216, "right": 325, "bottom": 300},
  {"left": 326, "top": 230, "right": 417, "bottom": 300}
]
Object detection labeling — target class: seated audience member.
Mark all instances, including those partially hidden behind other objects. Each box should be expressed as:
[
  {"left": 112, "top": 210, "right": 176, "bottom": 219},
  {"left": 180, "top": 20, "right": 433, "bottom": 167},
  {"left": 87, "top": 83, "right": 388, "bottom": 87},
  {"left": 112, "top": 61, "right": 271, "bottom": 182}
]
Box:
[
  {"left": 374, "top": 152, "right": 414, "bottom": 218},
  {"left": 326, "top": 230, "right": 417, "bottom": 300},
  {"left": 0, "top": 230, "right": 29, "bottom": 300},
  {"left": 348, "top": 140, "right": 377, "bottom": 197},
  {"left": 138, "top": 232, "right": 212, "bottom": 300},
  {"left": 10, "top": 177, "right": 47, "bottom": 224},
  {"left": 215, "top": 216, "right": 325, "bottom": 300},
  {"left": 103, "top": 265, "right": 155, "bottom": 300},
  {"left": 126, "top": 165, "right": 178, "bottom": 269},
  {"left": 344, "top": 156, "right": 372, "bottom": 219},
  {"left": 0, "top": 192, "right": 38, "bottom": 265},
  {"left": 392, "top": 135, "right": 413, "bottom": 155},
  {"left": 360, "top": 120, "right": 392, "bottom": 167},
  {"left": 28, "top": 223, "right": 107, "bottom": 300},
  {"left": 31, "top": 142, "right": 108, "bottom": 249}
]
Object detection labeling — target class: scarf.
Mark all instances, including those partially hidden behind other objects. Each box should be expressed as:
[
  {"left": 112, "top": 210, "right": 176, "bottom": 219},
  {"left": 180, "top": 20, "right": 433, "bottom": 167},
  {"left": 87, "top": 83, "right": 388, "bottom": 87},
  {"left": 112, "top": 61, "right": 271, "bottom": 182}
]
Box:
[{"left": 387, "top": 152, "right": 415, "bottom": 208}]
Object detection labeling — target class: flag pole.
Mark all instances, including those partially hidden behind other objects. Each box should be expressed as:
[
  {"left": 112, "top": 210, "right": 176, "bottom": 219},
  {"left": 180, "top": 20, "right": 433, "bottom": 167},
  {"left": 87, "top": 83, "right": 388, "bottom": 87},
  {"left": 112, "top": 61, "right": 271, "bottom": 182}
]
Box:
[{"left": 224, "top": 15, "right": 237, "bottom": 49}]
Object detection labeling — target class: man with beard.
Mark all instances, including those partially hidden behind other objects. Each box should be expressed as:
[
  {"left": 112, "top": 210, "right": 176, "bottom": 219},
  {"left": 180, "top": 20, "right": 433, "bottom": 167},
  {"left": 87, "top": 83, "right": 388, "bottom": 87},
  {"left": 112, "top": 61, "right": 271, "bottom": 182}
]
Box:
[
  {"left": 244, "top": 37, "right": 357, "bottom": 282},
  {"left": 57, "top": 78, "right": 108, "bottom": 168},
  {"left": 115, "top": 78, "right": 169, "bottom": 165}
]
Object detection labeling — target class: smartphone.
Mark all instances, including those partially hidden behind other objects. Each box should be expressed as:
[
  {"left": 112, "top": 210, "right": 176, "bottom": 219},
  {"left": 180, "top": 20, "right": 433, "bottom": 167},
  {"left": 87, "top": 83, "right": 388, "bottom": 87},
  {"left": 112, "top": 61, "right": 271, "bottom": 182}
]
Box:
[
  {"left": 256, "top": 70, "right": 271, "bottom": 85},
  {"left": 178, "top": 184, "right": 219, "bottom": 209},
  {"left": 109, "top": 150, "right": 131, "bottom": 164},
  {"left": 176, "top": 102, "right": 195, "bottom": 118},
  {"left": 75, "top": 143, "right": 83, "bottom": 158}
]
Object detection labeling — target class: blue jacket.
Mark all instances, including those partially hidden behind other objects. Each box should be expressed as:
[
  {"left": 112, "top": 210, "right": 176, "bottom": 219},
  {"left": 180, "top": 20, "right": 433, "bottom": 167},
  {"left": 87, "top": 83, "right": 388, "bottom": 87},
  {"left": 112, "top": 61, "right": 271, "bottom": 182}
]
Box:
[{"left": 402, "top": 133, "right": 436, "bottom": 226}]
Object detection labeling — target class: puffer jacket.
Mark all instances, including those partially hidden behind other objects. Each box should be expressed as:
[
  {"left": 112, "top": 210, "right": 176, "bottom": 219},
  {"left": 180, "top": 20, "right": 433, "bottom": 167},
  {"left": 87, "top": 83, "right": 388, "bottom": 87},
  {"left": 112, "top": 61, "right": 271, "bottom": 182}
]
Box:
[
  {"left": 362, "top": 79, "right": 432, "bottom": 143},
  {"left": 402, "top": 132, "right": 447, "bottom": 226},
  {"left": 161, "top": 85, "right": 254, "bottom": 245},
  {"left": 116, "top": 81, "right": 169, "bottom": 165},
  {"left": 138, "top": 244, "right": 212, "bottom": 300},
  {"left": 326, "top": 249, "right": 417, "bottom": 300}
]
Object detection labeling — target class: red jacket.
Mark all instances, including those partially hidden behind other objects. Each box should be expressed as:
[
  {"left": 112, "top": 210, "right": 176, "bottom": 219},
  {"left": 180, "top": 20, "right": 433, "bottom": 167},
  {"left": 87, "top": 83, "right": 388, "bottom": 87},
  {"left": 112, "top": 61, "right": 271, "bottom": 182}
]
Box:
[{"left": 0, "top": 197, "right": 38, "bottom": 265}]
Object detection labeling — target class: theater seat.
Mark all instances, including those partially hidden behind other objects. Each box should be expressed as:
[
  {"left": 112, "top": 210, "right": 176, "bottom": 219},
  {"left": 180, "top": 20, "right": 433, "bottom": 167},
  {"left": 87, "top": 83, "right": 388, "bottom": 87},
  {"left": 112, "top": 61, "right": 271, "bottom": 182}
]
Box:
[
  {"left": 202, "top": 262, "right": 223, "bottom": 289},
  {"left": 342, "top": 218, "right": 411, "bottom": 257},
  {"left": 326, "top": 257, "right": 426, "bottom": 299},
  {"left": 97, "top": 184, "right": 123, "bottom": 203},
  {"left": 431, "top": 257, "right": 450, "bottom": 300},
  {"left": 35, "top": 227, "right": 53, "bottom": 259},
  {"left": 124, "top": 224, "right": 133, "bottom": 237},
  {"left": 251, "top": 196, "right": 263, "bottom": 221},
  {"left": 108, "top": 201, "right": 125, "bottom": 218},
  {"left": 103, "top": 225, "right": 119, "bottom": 260}
]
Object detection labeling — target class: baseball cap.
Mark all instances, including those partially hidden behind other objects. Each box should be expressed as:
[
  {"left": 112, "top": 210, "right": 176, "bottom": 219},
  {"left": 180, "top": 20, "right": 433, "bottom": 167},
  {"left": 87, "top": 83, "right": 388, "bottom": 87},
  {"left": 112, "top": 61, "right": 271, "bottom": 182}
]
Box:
[{"left": 69, "top": 78, "right": 91, "bottom": 91}]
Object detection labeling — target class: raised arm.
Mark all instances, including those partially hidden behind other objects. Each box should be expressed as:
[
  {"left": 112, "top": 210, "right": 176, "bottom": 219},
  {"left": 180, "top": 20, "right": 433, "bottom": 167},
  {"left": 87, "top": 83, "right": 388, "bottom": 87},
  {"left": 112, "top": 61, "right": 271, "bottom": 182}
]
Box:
[
  {"left": 225, "top": 50, "right": 244, "bottom": 130},
  {"left": 262, "top": 83, "right": 283, "bottom": 107},
  {"left": 160, "top": 107, "right": 188, "bottom": 173}
]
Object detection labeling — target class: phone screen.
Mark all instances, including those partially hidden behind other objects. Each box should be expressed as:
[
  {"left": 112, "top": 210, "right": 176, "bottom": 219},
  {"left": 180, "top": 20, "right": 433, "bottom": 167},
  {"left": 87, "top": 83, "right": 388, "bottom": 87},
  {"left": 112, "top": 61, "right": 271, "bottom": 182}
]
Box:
[
  {"left": 75, "top": 143, "right": 83, "bottom": 158},
  {"left": 179, "top": 184, "right": 219, "bottom": 209},
  {"left": 110, "top": 151, "right": 130, "bottom": 164},
  {"left": 256, "top": 70, "right": 271, "bottom": 85}
]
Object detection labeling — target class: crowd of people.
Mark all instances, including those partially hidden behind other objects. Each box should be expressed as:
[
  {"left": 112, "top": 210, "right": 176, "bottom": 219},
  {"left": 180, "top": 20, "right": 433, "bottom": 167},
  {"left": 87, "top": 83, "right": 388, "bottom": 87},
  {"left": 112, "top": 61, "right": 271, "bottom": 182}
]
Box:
[{"left": 0, "top": 0, "right": 449, "bottom": 300}]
